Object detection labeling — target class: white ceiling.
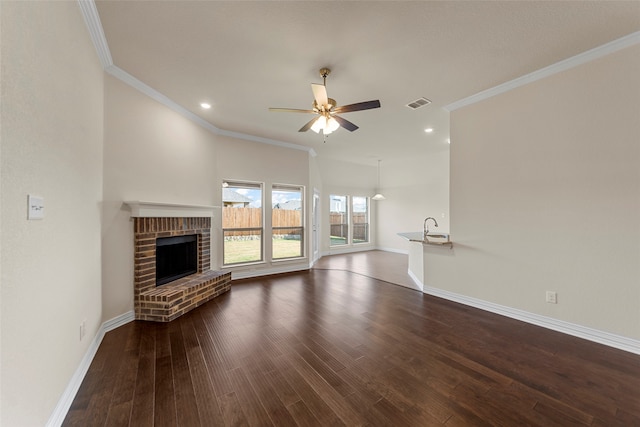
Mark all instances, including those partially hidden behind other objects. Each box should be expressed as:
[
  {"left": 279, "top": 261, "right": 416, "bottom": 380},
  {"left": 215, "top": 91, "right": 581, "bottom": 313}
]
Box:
[{"left": 94, "top": 1, "right": 640, "bottom": 166}]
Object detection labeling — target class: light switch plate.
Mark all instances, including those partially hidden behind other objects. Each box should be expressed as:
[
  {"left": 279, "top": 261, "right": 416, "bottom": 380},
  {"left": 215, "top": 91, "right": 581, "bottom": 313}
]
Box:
[{"left": 28, "top": 195, "right": 44, "bottom": 220}]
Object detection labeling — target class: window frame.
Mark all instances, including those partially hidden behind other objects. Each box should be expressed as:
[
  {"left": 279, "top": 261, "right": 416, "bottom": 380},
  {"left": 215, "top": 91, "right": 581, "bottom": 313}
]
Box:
[
  {"left": 222, "top": 180, "right": 264, "bottom": 266},
  {"left": 329, "top": 194, "right": 371, "bottom": 247},
  {"left": 271, "top": 184, "right": 305, "bottom": 260},
  {"left": 329, "top": 194, "right": 350, "bottom": 247},
  {"left": 351, "top": 195, "right": 370, "bottom": 245}
]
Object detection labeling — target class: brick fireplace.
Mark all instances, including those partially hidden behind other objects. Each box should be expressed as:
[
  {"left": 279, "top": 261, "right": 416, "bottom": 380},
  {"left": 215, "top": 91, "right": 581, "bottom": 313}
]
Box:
[{"left": 132, "top": 214, "right": 230, "bottom": 322}]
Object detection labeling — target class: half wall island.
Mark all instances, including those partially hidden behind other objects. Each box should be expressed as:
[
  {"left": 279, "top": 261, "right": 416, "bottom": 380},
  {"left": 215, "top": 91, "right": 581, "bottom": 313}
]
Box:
[{"left": 397, "top": 231, "right": 453, "bottom": 292}]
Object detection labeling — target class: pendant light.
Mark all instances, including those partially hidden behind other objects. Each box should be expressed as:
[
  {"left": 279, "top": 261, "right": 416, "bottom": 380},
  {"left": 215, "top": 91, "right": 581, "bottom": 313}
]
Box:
[{"left": 372, "top": 159, "right": 385, "bottom": 201}]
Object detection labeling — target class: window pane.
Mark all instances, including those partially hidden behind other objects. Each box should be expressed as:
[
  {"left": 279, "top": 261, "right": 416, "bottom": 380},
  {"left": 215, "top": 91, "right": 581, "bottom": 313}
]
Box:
[
  {"left": 223, "top": 229, "right": 262, "bottom": 264},
  {"left": 272, "top": 187, "right": 302, "bottom": 227},
  {"left": 352, "top": 196, "right": 369, "bottom": 244},
  {"left": 272, "top": 185, "right": 303, "bottom": 259},
  {"left": 223, "top": 182, "right": 262, "bottom": 264},
  {"left": 330, "top": 195, "right": 348, "bottom": 246},
  {"left": 272, "top": 227, "right": 303, "bottom": 259}
]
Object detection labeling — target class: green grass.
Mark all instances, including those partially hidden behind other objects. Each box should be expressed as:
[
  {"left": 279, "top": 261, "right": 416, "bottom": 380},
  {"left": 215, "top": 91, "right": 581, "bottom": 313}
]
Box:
[
  {"left": 224, "top": 238, "right": 303, "bottom": 264},
  {"left": 330, "top": 236, "right": 347, "bottom": 245},
  {"left": 330, "top": 236, "right": 368, "bottom": 245}
]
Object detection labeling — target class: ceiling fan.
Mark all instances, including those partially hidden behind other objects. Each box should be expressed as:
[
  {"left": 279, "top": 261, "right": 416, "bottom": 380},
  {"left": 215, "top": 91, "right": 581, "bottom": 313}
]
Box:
[{"left": 269, "top": 68, "right": 381, "bottom": 135}]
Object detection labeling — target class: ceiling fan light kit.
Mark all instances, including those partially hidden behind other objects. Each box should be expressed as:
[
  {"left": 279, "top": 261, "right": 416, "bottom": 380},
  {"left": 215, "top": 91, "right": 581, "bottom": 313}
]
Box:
[
  {"left": 269, "top": 67, "right": 381, "bottom": 137},
  {"left": 311, "top": 116, "right": 340, "bottom": 134}
]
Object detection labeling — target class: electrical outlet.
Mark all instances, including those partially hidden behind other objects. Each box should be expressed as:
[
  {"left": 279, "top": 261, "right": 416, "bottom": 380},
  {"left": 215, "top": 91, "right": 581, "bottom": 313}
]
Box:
[{"left": 546, "top": 291, "right": 557, "bottom": 304}]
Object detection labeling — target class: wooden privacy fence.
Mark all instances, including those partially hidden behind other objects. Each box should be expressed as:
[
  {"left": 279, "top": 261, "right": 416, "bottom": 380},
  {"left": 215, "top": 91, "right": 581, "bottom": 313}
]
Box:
[
  {"left": 222, "top": 208, "right": 368, "bottom": 240},
  {"left": 223, "top": 207, "right": 302, "bottom": 237},
  {"left": 330, "top": 212, "right": 368, "bottom": 241}
]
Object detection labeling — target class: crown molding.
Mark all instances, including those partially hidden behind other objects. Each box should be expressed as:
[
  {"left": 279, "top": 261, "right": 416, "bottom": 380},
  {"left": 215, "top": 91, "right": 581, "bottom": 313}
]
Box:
[
  {"left": 77, "top": 0, "right": 316, "bottom": 157},
  {"left": 77, "top": 0, "right": 112, "bottom": 68},
  {"left": 106, "top": 65, "right": 316, "bottom": 155},
  {"left": 106, "top": 65, "right": 222, "bottom": 135},
  {"left": 218, "top": 128, "right": 316, "bottom": 155},
  {"left": 445, "top": 31, "right": 640, "bottom": 112}
]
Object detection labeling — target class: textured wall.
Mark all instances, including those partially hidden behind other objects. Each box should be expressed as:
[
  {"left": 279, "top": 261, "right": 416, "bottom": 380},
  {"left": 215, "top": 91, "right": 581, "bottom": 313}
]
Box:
[
  {"left": 431, "top": 45, "right": 640, "bottom": 339},
  {"left": 0, "top": 2, "right": 104, "bottom": 424}
]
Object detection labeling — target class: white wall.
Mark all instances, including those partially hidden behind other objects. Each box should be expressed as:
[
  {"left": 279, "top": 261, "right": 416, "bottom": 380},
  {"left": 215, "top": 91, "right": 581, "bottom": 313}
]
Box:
[
  {"left": 214, "top": 134, "right": 310, "bottom": 276},
  {"left": 102, "top": 75, "right": 313, "bottom": 319},
  {"left": 317, "top": 158, "right": 378, "bottom": 254},
  {"left": 0, "top": 2, "right": 104, "bottom": 425},
  {"left": 0, "top": 3, "right": 4, "bottom": 420},
  {"left": 316, "top": 148, "right": 451, "bottom": 256},
  {"left": 376, "top": 150, "right": 450, "bottom": 253},
  {"left": 102, "top": 75, "right": 218, "bottom": 319},
  {"left": 427, "top": 45, "right": 640, "bottom": 340}
]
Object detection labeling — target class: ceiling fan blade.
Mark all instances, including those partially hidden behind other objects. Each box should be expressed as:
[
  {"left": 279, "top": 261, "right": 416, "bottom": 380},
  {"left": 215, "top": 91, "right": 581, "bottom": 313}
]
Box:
[
  {"left": 333, "top": 100, "right": 381, "bottom": 114},
  {"left": 298, "top": 116, "right": 321, "bottom": 132},
  {"left": 333, "top": 115, "right": 359, "bottom": 132},
  {"left": 311, "top": 83, "right": 329, "bottom": 108},
  {"left": 269, "top": 108, "right": 315, "bottom": 113}
]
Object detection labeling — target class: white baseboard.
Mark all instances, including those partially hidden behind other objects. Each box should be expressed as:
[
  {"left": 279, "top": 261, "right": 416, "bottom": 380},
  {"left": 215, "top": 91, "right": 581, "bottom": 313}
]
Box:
[
  {"left": 103, "top": 310, "right": 136, "bottom": 333},
  {"left": 376, "top": 245, "right": 408, "bottom": 255},
  {"left": 228, "top": 264, "right": 309, "bottom": 280},
  {"left": 46, "top": 310, "right": 135, "bottom": 427},
  {"left": 321, "top": 245, "right": 378, "bottom": 257},
  {"left": 407, "top": 268, "right": 424, "bottom": 292},
  {"left": 421, "top": 286, "right": 640, "bottom": 355},
  {"left": 230, "top": 246, "right": 389, "bottom": 279}
]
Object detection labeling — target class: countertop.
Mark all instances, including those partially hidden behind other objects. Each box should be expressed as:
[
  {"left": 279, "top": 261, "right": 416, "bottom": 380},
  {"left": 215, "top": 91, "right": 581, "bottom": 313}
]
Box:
[{"left": 397, "top": 231, "right": 453, "bottom": 248}]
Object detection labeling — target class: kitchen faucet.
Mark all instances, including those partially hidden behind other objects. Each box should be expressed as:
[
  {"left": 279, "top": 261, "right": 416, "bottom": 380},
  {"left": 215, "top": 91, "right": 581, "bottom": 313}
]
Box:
[{"left": 423, "top": 217, "right": 438, "bottom": 239}]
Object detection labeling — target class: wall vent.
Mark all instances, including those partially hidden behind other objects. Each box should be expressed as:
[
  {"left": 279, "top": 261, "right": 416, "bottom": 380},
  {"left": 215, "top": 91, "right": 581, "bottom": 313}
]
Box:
[{"left": 406, "top": 97, "right": 432, "bottom": 110}]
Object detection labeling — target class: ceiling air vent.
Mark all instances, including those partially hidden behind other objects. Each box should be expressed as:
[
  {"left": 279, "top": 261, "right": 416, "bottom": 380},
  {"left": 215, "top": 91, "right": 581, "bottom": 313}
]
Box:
[{"left": 406, "top": 97, "right": 432, "bottom": 110}]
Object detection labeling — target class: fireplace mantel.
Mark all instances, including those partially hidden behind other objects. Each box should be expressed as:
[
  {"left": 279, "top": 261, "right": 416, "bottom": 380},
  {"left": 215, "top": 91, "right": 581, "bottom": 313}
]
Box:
[{"left": 124, "top": 201, "right": 219, "bottom": 218}]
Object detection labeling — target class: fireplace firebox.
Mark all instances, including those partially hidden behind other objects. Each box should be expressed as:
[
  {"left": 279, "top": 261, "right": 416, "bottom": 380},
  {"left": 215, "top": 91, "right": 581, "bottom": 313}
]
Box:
[{"left": 156, "top": 234, "right": 198, "bottom": 286}]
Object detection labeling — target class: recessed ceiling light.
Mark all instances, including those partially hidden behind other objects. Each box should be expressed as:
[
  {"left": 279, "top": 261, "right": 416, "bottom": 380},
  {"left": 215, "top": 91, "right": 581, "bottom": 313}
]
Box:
[
  {"left": 447, "top": 138, "right": 451, "bottom": 144},
  {"left": 200, "top": 102, "right": 211, "bottom": 109},
  {"left": 425, "top": 128, "right": 434, "bottom": 133}
]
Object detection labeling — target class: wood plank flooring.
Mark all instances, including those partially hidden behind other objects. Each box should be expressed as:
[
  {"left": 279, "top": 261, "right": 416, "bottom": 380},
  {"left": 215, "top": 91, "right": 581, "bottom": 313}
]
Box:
[{"left": 64, "top": 250, "right": 640, "bottom": 426}]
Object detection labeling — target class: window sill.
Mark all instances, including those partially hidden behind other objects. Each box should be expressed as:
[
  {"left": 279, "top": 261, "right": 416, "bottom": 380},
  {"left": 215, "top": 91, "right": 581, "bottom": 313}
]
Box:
[{"left": 272, "top": 256, "right": 307, "bottom": 264}]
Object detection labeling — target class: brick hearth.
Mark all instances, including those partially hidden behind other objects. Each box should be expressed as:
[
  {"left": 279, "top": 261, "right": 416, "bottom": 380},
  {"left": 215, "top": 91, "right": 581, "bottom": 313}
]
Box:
[{"left": 133, "top": 217, "right": 230, "bottom": 322}]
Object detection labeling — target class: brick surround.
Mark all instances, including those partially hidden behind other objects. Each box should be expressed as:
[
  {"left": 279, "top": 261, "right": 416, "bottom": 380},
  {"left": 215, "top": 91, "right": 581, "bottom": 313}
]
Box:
[{"left": 133, "top": 217, "right": 230, "bottom": 322}]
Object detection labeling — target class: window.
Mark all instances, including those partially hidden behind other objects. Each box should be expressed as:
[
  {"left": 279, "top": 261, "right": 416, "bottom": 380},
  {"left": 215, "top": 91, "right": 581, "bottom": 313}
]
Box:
[
  {"left": 272, "top": 184, "right": 304, "bottom": 259},
  {"left": 330, "top": 194, "right": 370, "bottom": 246},
  {"left": 329, "top": 194, "right": 348, "bottom": 246},
  {"left": 222, "top": 181, "right": 263, "bottom": 265},
  {"left": 352, "top": 196, "right": 369, "bottom": 244}
]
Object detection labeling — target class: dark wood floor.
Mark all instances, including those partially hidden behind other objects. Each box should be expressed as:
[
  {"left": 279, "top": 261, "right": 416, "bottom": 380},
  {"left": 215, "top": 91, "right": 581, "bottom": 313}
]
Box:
[{"left": 64, "top": 251, "right": 640, "bottom": 426}]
